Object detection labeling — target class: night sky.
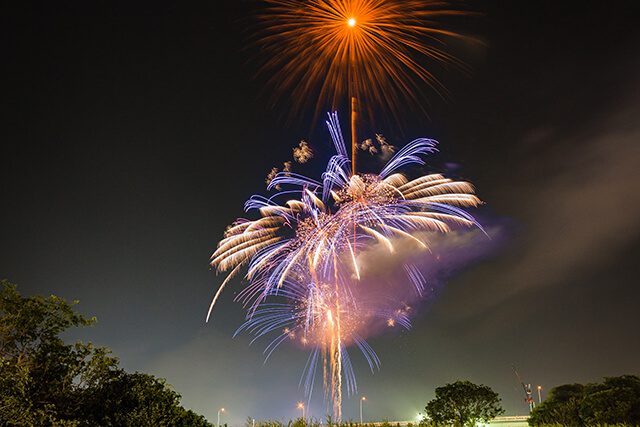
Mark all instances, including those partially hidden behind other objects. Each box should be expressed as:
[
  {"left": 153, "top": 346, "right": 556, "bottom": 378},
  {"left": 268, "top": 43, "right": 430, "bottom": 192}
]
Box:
[{"left": 3, "top": 1, "right": 640, "bottom": 424}]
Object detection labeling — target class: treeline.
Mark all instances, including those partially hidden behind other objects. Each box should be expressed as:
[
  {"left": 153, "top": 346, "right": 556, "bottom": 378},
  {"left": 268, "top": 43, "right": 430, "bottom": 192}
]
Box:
[
  {"left": 0, "top": 280, "right": 213, "bottom": 426},
  {"left": 5, "top": 279, "right": 638, "bottom": 427},
  {"left": 529, "top": 375, "right": 640, "bottom": 426}
]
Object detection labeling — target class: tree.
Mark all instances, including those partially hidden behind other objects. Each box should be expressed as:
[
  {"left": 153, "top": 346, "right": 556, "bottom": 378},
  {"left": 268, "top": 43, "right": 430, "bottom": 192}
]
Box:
[
  {"left": 0, "top": 280, "right": 213, "bottom": 426},
  {"left": 1, "top": 279, "right": 120, "bottom": 425},
  {"left": 528, "top": 375, "right": 640, "bottom": 427},
  {"left": 424, "top": 380, "right": 504, "bottom": 427},
  {"left": 527, "top": 383, "right": 584, "bottom": 426},
  {"left": 580, "top": 375, "right": 640, "bottom": 425},
  {"left": 80, "top": 371, "right": 213, "bottom": 427}
]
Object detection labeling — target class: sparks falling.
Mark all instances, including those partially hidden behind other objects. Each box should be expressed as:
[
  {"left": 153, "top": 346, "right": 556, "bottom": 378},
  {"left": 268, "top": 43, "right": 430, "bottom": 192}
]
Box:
[{"left": 208, "top": 113, "right": 484, "bottom": 419}]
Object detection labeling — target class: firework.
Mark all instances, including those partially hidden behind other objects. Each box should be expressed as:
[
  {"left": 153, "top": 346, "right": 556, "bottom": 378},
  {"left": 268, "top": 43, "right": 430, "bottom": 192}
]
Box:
[
  {"left": 209, "top": 113, "right": 481, "bottom": 316},
  {"left": 208, "top": 113, "right": 483, "bottom": 418},
  {"left": 254, "top": 0, "right": 473, "bottom": 125}
]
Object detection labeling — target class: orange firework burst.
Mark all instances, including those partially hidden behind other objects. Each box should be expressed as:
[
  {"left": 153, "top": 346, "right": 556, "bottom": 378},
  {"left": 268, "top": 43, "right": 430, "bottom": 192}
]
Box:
[{"left": 255, "top": 0, "right": 474, "bottom": 125}]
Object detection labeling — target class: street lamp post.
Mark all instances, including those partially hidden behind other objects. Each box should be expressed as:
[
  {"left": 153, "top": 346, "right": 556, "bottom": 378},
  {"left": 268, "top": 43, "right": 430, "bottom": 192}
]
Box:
[
  {"left": 537, "top": 386, "right": 542, "bottom": 405},
  {"left": 298, "top": 403, "right": 305, "bottom": 420},
  {"left": 360, "top": 397, "right": 366, "bottom": 424},
  {"left": 218, "top": 408, "right": 225, "bottom": 427}
]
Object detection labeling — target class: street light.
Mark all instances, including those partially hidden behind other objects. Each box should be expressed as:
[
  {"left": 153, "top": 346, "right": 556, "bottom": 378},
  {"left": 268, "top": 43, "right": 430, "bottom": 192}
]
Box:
[
  {"left": 298, "top": 402, "right": 305, "bottom": 420},
  {"left": 537, "top": 386, "right": 542, "bottom": 405},
  {"left": 360, "top": 397, "right": 366, "bottom": 424},
  {"left": 218, "top": 408, "right": 225, "bottom": 427}
]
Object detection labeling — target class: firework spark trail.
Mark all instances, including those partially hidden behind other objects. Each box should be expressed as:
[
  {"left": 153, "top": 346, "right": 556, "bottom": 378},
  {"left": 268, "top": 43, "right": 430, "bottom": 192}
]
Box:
[{"left": 208, "top": 113, "right": 484, "bottom": 418}]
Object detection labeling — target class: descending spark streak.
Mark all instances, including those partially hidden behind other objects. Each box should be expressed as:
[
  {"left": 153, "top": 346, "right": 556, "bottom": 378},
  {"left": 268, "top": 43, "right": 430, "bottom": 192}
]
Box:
[
  {"left": 209, "top": 113, "right": 484, "bottom": 418},
  {"left": 347, "top": 241, "right": 360, "bottom": 279}
]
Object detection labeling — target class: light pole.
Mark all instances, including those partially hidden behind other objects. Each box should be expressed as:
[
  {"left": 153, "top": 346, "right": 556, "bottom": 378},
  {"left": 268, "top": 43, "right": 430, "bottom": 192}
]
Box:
[
  {"left": 298, "top": 402, "right": 305, "bottom": 420},
  {"left": 218, "top": 408, "right": 225, "bottom": 427},
  {"left": 537, "top": 386, "right": 542, "bottom": 405},
  {"left": 360, "top": 397, "right": 366, "bottom": 424}
]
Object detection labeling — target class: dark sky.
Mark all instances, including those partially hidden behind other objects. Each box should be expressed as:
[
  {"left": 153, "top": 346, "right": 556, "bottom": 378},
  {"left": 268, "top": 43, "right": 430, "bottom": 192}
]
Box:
[{"left": 3, "top": 1, "right": 640, "bottom": 424}]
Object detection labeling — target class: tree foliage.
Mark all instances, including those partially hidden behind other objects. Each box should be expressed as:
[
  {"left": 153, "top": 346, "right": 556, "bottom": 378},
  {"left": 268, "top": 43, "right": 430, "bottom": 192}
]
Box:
[
  {"left": 528, "top": 375, "right": 640, "bottom": 426},
  {"left": 78, "top": 371, "right": 214, "bottom": 426},
  {"left": 0, "top": 279, "right": 212, "bottom": 426},
  {"left": 527, "top": 383, "right": 584, "bottom": 426},
  {"left": 424, "top": 380, "right": 504, "bottom": 427}
]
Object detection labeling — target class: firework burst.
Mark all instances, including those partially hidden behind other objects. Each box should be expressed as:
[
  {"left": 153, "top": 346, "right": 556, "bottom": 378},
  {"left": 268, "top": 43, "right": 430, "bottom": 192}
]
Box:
[
  {"left": 208, "top": 113, "right": 484, "bottom": 418},
  {"left": 254, "top": 0, "right": 474, "bottom": 125}
]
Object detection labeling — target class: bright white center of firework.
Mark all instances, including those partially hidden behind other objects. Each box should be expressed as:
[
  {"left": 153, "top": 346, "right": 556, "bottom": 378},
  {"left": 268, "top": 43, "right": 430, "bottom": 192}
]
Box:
[{"left": 348, "top": 18, "right": 356, "bottom": 27}]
